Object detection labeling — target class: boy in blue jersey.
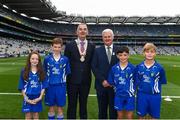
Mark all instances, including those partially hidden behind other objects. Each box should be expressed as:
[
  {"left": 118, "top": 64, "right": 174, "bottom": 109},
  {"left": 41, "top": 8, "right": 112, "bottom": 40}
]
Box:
[
  {"left": 44, "top": 38, "right": 71, "bottom": 120},
  {"left": 108, "top": 46, "right": 136, "bottom": 119},
  {"left": 135, "top": 43, "right": 167, "bottom": 119},
  {"left": 18, "top": 51, "right": 47, "bottom": 119}
]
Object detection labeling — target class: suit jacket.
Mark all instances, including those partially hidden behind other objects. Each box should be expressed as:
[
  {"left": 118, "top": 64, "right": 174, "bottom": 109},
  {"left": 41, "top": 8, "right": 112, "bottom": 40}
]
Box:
[
  {"left": 64, "top": 40, "right": 95, "bottom": 85},
  {"left": 91, "top": 45, "right": 119, "bottom": 90}
]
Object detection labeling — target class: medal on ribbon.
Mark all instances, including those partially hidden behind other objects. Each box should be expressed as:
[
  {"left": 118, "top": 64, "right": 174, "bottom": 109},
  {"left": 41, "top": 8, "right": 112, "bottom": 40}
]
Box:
[{"left": 80, "top": 55, "right": 85, "bottom": 62}]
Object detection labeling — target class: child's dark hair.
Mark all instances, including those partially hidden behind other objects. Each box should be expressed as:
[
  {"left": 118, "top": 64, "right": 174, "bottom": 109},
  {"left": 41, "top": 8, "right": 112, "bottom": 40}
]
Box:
[
  {"left": 116, "top": 46, "right": 129, "bottom": 54},
  {"left": 52, "top": 37, "right": 63, "bottom": 46},
  {"left": 23, "top": 51, "right": 45, "bottom": 81}
]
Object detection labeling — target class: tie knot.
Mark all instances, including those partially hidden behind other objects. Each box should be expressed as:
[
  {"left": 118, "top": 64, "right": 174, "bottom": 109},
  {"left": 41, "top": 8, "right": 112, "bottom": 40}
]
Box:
[
  {"left": 80, "top": 41, "right": 85, "bottom": 46},
  {"left": 107, "top": 46, "right": 111, "bottom": 49}
]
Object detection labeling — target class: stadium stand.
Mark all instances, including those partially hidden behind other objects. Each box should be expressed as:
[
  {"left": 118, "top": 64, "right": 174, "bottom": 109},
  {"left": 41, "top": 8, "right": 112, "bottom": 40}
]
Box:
[
  {"left": 0, "top": 37, "right": 50, "bottom": 58},
  {"left": 0, "top": 0, "right": 180, "bottom": 58}
]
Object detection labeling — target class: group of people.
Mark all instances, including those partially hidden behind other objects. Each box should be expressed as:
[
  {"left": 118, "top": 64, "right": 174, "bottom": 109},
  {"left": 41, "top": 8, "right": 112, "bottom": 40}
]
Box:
[{"left": 18, "top": 23, "right": 167, "bottom": 119}]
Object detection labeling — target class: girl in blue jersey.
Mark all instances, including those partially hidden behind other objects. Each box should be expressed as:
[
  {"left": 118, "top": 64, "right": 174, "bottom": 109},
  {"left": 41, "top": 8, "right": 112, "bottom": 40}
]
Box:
[
  {"left": 135, "top": 43, "right": 167, "bottom": 119},
  {"left": 44, "top": 38, "right": 71, "bottom": 120},
  {"left": 18, "top": 51, "right": 47, "bottom": 119},
  {"left": 108, "top": 46, "right": 136, "bottom": 119}
]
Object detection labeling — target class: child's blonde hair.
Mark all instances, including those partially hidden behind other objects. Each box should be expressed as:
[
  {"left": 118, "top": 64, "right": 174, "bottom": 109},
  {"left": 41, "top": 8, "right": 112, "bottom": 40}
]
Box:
[{"left": 143, "top": 43, "right": 157, "bottom": 53}]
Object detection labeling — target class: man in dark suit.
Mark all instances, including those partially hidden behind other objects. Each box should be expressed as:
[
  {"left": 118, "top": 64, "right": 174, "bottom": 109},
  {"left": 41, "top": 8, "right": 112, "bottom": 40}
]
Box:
[
  {"left": 92, "top": 29, "right": 118, "bottom": 119},
  {"left": 64, "top": 23, "right": 95, "bottom": 119}
]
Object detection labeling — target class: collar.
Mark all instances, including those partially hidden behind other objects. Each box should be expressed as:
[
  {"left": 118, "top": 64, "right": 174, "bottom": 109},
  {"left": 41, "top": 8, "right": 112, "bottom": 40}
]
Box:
[
  {"left": 76, "top": 38, "right": 87, "bottom": 43},
  {"left": 105, "top": 44, "right": 113, "bottom": 49}
]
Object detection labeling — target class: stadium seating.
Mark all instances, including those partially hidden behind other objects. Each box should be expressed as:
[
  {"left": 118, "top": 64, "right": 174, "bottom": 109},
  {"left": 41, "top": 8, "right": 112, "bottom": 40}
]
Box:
[{"left": 0, "top": 5, "right": 180, "bottom": 58}]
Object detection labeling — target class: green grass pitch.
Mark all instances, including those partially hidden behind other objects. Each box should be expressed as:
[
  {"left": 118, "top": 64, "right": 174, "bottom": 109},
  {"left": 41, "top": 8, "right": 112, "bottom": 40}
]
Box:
[{"left": 0, "top": 55, "right": 180, "bottom": 119}]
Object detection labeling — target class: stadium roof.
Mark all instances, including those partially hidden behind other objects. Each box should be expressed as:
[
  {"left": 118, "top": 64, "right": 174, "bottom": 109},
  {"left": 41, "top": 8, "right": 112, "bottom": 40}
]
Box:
[
  {"left": 0, "top": 0, "right": 180, "bottom": 24},
  {"left": 0, "top": 0, "right": 66, "bottom": 19},
  {"left": 53, "top": 16, "right": 180, "bottom": 24}
]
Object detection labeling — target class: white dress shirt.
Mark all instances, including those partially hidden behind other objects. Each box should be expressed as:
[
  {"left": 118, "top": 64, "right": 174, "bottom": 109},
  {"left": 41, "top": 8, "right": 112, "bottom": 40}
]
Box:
[
  {"left": 75, "top": 38, "right": 88, "bottom": 54},
  {"left": 105, "top": 44, "right": 113, "bottom": 55}
]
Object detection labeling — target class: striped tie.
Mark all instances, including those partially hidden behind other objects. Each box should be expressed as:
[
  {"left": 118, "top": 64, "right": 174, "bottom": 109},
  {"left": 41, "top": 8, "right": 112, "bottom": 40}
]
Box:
[
  {"left": 80, "top": 41, "right": 85, "bottom": 53},
  {"left": 107, "top": 46, "right": 111, "bottom": 63}
]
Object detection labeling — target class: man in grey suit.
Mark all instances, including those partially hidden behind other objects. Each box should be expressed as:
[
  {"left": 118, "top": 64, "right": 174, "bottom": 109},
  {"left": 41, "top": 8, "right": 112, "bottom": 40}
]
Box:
[{"left": 92, "top": 29, "right": 118, "bottom": 119}]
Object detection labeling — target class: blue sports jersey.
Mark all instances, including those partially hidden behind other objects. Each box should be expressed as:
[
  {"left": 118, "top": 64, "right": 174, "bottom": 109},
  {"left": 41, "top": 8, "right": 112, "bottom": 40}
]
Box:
[
  {"left": 43, "top": 54, "right": 71, "bottom": 85},
  {"left": 108, "top": 62, "right": 136, "bottom": 97},
  {"left": 135, "top": 61, "right": 167, "bottom": 94},
  {"left": 18, "top": 70, "right": 47, "bottom": 95}
]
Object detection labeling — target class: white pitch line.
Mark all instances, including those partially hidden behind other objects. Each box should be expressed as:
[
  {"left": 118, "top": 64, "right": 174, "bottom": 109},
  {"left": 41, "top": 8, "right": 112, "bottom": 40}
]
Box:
[
  {"left": 0, "top": 93, "right": 21, "bottom": 95},
  {"left": 0, "top": 93, "right": 180, "bottom": 98}
]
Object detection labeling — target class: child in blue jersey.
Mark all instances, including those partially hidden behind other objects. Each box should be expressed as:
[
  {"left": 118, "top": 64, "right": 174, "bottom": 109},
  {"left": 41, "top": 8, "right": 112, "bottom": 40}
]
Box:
[
  {"left": 44, "top": 37, "right": 71, "bottom": 120},
  {"left": 108, "top": 46, "right": 136, "bottom": 119},
  {"left": 18, "top": 51, "right": 47, "bottom": 119},
  {"left": 135, "top": 43, "right": 167, "bottom": 119}
]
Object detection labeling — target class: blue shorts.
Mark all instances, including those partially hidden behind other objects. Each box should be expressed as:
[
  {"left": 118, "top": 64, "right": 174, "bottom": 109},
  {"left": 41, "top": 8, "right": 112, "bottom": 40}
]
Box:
[
  {"left": 45, "top": 84, "right": 66, "bottom": 107},
  {"left": 114, "top": 96, "right": 135, "bottom": 111},
  {"left": 22, "top": 94, "right": 42, "bottom": 113},
  {"left": 136, "top": 92, "right": 161, "bottom": 119}
]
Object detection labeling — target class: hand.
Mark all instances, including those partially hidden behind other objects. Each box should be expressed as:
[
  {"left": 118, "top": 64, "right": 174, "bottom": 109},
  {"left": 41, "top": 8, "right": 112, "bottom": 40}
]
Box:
[
  {"left": 33, "top": 97, "right": 42, "bottom": 104},
  {"left": 102, "top": 80, "right": 110, "bottom": 87},
  {"left": 26, "top": 99, "right": 36, "bottom": 105}
]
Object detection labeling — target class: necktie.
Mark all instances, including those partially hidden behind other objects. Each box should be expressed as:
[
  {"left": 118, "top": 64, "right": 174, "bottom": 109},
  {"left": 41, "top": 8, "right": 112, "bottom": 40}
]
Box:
[
  {"left": 80, "top": 41, "right": 85, "bottom": 53},
  {"left": 107, "top": 46, "right": 111, "bottom": 63}
]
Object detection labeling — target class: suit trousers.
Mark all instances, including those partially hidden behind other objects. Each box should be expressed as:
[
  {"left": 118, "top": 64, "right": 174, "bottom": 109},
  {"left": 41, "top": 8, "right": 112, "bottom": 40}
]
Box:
[
  {"left": 67, "top": 83, "right": 91, "bottom": 119},
  {"left": 96, "top": 87, "right": 117, "bottom": 119}
]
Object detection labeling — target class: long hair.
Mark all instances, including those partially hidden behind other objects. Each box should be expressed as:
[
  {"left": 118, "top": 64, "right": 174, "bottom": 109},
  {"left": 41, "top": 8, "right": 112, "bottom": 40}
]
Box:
[{"left": 23, "top": 51, "right": 45, "bottom": 81}]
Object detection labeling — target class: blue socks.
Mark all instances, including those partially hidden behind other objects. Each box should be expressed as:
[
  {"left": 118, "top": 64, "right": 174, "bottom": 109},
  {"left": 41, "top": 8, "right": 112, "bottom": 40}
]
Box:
[
  {"left": 48, "top": 112, "right": 55, "bottom": 120},
  {"left": 57, "top": 114, "right": 64, "bottom": 120},
  {"left": 48, "top": 112, "right": 64, "bottom": 120}
]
